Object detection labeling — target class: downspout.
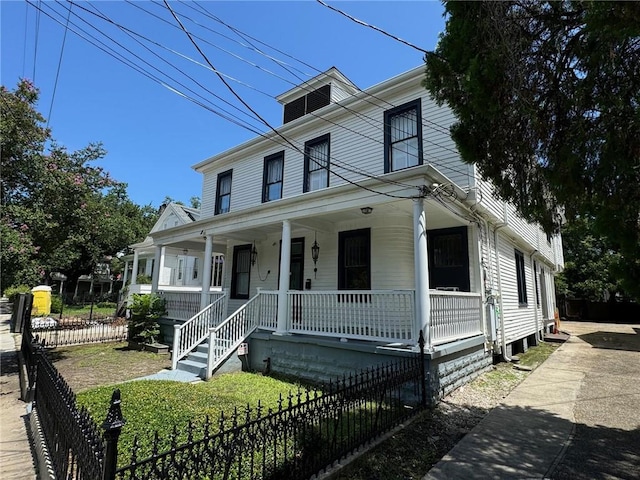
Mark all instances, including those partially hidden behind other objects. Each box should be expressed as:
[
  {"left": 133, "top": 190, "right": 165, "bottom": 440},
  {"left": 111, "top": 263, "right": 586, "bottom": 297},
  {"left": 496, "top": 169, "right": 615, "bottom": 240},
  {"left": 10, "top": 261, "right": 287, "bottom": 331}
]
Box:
[
  {"left": 493, "top": 223, "right": 510, "bottom": 361},
  {"left": 529, "top": 250, "right": 543, "bottom": 343}
]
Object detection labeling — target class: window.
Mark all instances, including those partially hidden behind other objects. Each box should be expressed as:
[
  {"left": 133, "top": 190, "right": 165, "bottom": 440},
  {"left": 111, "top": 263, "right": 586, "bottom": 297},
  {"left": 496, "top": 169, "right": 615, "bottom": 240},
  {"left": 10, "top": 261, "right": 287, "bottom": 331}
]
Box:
[
  {"left": 304, "top": 134, "right": 330, "bottom": 192},
  {"left": 428, "top": 227, "right": 470, "bottom": 292},
  {"left": 384, "top": 99, "right": 423, "bottom": 173},
  {"left": 231, "top": 245, "right": 251, "bottom": 299},
  {"left": 338, "top": 229, "right": 371, "bottom": 290},
  {"left": 177, "top": 259, "right": 183, "bottom": 281},
  {"left": 534, "top": 261, "right": 540, "bottom": 306},
  {"left": 215, "top": 170, "right": 232, "bottom": 214},
  {"left": 515, "top": 249, "right": 528, "bottom": 306},
  {"left": 193, "top": 258, "right": 199, "bottom": 280},
  {"left": 263, "top": 152, "right": 284, "bottom": 202}
]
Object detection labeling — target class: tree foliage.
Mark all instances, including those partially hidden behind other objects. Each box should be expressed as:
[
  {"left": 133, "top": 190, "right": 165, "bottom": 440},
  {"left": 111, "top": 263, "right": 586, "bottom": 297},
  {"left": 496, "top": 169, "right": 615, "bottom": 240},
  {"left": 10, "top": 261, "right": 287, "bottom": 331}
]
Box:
[
  {"left": 1, "top": 80, "right": 158, "bottom": 291},
  {"left": 424, "top": 1, "right": 640, "bottom": 300},
  {"left": 556, "top": 217, "right": 623, "bottom": 301}
]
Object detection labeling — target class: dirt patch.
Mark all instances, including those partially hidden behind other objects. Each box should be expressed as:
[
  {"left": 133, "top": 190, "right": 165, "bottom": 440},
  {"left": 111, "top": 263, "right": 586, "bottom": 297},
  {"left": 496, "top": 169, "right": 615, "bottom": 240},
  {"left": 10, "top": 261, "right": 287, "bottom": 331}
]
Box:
[{"left": 46, "top": 342, "right": 170, "bottom": 393}]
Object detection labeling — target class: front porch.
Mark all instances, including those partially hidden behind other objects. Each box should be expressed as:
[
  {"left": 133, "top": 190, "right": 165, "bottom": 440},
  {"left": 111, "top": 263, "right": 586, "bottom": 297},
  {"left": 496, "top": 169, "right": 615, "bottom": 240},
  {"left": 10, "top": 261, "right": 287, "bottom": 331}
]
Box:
[{"left": 166, "top": 288, "right": 484, "bottom": 376}]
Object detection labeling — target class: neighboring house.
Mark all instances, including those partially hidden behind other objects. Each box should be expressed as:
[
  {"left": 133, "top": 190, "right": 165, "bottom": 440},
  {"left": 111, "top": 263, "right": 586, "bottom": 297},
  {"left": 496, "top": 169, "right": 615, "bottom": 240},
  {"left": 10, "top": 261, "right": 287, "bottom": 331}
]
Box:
[
  {"left": 141, "top": 66, "right": 564, "bottom": 401},
  {"left": 124, "top": 202, "right": 224, "bottom": 320}
]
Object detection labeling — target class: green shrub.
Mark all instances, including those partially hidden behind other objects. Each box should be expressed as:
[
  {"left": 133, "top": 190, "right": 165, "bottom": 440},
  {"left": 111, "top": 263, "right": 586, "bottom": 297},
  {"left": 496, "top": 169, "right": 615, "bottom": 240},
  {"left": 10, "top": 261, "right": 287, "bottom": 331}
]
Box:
[
  {"left": 3, "top": 284, "right": 31, "bottom": 301},
  {"left": 128, "top": 294, "right": 166, "bottom": 344},
  {"left": 136, "top": 274, "right": 152, "bottom": 284},
  {"left": 50, "top": 295, "right": 63, "bottom": 314}
]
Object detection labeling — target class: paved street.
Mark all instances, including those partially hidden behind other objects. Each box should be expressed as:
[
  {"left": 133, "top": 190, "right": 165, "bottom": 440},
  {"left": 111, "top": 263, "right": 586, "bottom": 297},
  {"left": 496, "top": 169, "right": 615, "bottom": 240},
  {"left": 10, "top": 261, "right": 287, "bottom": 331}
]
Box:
[{"left": 551, "top": 321, "right": 640, "bottom": 479}]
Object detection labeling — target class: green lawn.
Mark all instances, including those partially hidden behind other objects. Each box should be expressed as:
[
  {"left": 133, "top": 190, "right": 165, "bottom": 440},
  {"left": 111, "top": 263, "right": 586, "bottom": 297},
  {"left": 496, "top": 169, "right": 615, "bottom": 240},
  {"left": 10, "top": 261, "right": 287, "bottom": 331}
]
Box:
[{"left": 77, "top": 373, "right": 309, "bottom": 466}]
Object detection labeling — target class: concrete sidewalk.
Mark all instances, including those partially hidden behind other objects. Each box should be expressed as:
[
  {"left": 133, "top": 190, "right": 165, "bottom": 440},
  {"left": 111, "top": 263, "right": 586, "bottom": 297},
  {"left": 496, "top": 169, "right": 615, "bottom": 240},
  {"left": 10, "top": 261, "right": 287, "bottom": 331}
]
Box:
[
  {"left": 425, "top": 322, "right": 640, "bottom": 480},
  {"left": 0, "top": 313, "right": 38, "bottom": 479}
]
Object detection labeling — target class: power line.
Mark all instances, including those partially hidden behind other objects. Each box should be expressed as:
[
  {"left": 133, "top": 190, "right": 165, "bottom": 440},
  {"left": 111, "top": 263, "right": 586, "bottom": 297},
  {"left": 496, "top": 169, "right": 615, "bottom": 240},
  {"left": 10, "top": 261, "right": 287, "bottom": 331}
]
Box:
[
  {"left": 47, "top": 1, "right": 72, "bottom": 128},
  {"left": 32, "top": 0, "right": 466, "bottom": 195},
  {"left": 316, "top": 0, "right": 432, "bottom": 56},
  {"left": 32, "top": 0, "right": 42, "bottom": 82}
]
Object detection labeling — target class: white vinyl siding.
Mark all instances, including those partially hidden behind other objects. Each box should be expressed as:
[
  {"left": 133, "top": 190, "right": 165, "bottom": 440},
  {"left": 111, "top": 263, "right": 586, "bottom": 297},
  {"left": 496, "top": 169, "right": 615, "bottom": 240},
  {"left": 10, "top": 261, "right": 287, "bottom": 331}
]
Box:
[{"left": 197, "top": 75, "right": 471, "bottom": 217}]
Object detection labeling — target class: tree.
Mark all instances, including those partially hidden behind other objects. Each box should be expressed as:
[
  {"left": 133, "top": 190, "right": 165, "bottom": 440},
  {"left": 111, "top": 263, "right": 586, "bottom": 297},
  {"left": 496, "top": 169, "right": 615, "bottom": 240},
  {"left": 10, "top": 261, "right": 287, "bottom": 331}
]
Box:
[
  {"left": 424, "top": 1, "right": 640, "bottom": 300},
  {"left": 1, "top": 80, "right": 158, "bottom": 292},
  {"left": 556, "top": 217, "right": 623, "bottom": 301}
]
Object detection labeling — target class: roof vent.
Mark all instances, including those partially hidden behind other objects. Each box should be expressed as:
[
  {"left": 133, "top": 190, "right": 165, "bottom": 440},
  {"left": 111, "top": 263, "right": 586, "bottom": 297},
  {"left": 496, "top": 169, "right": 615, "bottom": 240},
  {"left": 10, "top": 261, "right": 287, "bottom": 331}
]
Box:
[{"left": 283, "top": 85, "right": 331, "bottom": 123}]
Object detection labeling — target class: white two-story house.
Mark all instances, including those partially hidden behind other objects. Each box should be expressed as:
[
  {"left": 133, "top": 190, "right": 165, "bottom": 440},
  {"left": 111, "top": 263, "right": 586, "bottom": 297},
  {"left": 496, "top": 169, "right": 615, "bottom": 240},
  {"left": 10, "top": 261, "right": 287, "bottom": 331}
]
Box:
[{"left": 137, "top": 66, "right": 564, "bottom": 401}]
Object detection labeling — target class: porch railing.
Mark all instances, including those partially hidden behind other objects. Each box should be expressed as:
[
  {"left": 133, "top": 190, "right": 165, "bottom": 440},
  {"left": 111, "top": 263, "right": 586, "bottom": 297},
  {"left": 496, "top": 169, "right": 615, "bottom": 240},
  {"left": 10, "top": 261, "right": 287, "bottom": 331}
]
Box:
[
  {"left": 205, "top": 292, "right": 271, "bottom": 378},
  {"left": 286, "top": 290, "right": 415, "bottom": 342},
  {"left": 430, "top": 291, "right": 483, "bottom": 345},
  {"left": 171, "top": 294, "right": 228, "bottom": 370},
  {"left": 160, "top": 291, "right": 225, "bottom": 321}
]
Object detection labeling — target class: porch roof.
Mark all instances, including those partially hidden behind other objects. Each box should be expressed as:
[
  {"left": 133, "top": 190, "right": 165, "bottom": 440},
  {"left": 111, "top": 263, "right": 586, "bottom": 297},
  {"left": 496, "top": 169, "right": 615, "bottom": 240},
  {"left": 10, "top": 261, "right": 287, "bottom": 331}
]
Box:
[{"left": 150, "top": 164, "right": 470, "bottom": 250}]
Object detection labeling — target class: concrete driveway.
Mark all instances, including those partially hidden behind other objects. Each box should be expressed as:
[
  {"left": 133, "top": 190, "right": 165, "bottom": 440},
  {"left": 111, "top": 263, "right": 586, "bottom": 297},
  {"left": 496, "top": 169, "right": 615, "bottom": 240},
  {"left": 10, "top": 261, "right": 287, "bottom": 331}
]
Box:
[
  {"left": 425, "top": 320, "right": 640, "bottom": 480},
  {"left": 551, "top": 321, "right": 640, "bottom": 479}
]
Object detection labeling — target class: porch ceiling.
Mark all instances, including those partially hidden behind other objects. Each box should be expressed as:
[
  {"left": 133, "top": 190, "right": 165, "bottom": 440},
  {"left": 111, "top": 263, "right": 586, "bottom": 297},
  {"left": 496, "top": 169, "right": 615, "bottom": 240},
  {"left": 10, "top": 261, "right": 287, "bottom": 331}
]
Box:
[{"left": 154, "top": 197, "right": 469, "bottom": 252}]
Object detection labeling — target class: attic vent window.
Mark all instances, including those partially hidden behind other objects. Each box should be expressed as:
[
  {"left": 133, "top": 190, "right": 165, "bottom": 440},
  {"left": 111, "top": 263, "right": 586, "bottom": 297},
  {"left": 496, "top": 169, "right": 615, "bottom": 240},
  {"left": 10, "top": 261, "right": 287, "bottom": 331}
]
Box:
[{"left": 283, "top": 85, "right": 331, "bottom": 123}]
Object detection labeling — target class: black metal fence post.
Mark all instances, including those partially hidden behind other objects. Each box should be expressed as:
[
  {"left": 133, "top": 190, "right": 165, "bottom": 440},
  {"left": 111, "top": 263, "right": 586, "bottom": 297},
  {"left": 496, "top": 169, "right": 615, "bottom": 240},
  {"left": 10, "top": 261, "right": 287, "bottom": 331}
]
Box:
[
  {"left": 418, "top": 330, "right": 427, "bottom": 407},
  {"left": 102, "top": 389, "right": 126, "bottom": 480}
]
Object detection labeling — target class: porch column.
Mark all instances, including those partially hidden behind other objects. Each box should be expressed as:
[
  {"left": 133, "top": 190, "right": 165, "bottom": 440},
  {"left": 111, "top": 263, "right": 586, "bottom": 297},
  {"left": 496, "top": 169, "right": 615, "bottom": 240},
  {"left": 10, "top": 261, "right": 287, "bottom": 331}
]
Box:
[
  {"left": 131, "top": 251, "right": 140, "bottom": 286},
  {"left": 122, "top": 260, "right": 130, "bottom": 286},
  {"left": 275, "top": 219, "right": 291, "bottom": 335},
  {"left": 413, "top": 198, "right": 431, "bottom": 348},
  {"left": 200, "top": 234, "right": 214, "bottom": 309},
  {"left": 151, "top": 245, "right": 162, "bottom": 293}
]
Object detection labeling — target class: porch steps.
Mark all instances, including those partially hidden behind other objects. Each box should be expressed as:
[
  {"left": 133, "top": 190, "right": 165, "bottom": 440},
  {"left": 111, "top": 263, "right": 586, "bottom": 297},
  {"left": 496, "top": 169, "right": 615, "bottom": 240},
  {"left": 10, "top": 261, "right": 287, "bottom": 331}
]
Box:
[{"left": 175, "top": 338, "right": 235, "bottom": 379}]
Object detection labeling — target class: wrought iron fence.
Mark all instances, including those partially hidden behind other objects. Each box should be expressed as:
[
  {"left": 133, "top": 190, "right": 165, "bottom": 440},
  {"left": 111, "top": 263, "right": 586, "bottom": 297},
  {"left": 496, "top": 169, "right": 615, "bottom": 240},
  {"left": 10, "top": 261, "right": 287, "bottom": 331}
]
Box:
[
  {"left": 116, "top": 345, "right": 426, "bottom": 480},
  {"left": 23, "top": 301, "right": 427, "bottom": 480},
  {"left": 22, "top": 321, "right": 124, "bottom": 480}
]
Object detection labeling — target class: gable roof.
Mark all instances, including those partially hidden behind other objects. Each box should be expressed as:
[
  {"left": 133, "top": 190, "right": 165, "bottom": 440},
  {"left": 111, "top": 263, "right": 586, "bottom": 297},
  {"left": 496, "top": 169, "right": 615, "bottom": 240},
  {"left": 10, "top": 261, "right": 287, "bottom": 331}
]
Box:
[{"left": 131, "top": 202, "right": 200, "bottom": 249}]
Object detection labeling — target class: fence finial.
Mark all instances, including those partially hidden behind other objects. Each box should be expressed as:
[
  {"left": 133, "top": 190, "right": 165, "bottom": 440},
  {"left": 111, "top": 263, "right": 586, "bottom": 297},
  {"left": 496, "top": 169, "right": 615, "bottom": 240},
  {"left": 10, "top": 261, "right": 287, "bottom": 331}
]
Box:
[
  {"left": 103, "top": 389, "right": 126, "bottom": 430},
  {"left": 102, "top": 389, "right": 126, "bottom": 480}
]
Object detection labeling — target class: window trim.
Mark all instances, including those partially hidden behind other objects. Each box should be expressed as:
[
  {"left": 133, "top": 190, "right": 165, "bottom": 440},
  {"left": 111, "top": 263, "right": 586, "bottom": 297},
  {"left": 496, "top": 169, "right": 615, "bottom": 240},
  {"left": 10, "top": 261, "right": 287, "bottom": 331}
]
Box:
[
  {"left": 231, "top": 244, "right": 252, "bottom": 300},
  {"left": 384, "top": 99, "right": 423, "bottom": 173},
  {"left": 303, "top": 134, "right": 330, "bottom": 193},
  {"left": 215, "top": 169, "right": 233, "bottom": 215},
  {"left": 262, "top": 151, "right": 285, "bottom": 203},
  {"left": 515, "top": 249, "right": 528, "bottom": 307}
]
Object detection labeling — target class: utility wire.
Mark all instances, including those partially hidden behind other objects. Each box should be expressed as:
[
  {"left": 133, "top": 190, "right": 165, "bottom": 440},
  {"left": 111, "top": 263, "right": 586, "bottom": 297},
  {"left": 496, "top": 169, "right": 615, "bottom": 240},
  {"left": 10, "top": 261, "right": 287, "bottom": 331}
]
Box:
[
  {"left": 32, "top": 0, "right": 42, "bottom": 82},
  {"left": 316, "top": 0, "right": 433, "bottom": 56},
  {"left": 27, "top": 0, "right": 264, "bottom": 135},
  {"left": 72, "top": 0, "right": 263, "bottom": 130},
  {"left": 47, "top": 1, "right": 72, "bottom": 128},
  {"left": 173, "top": 0, "right": 468, "bottom": 180},
  {"left": 163, "top": 0, "right": 421, "bottom": 199},
  {"left": 33, "top": 1, "right": 463, "bottom": 195}
]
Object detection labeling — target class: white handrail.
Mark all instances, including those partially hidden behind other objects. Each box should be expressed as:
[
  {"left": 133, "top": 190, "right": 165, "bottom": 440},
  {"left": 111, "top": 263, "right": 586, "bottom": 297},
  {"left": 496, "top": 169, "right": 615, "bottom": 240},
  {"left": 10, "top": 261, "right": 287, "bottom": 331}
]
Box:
[
  {"left": 205, "top": 292, "right": 266, "bottom": 378},
  {"left": 171, "top": 293, "right": 227, "bottom": 370}
]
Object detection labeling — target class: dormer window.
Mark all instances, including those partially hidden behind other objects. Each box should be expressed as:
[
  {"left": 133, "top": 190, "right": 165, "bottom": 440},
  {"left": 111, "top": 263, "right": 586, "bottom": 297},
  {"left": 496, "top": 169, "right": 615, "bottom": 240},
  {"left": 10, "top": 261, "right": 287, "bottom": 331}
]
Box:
[{"left": 283, "top": 85, "right": 331, "bottom": 123}]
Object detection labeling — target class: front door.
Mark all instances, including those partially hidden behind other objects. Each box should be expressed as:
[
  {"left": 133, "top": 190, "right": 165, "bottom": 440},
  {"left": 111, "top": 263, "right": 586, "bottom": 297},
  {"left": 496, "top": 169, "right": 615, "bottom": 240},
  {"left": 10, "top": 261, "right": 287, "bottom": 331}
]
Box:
[{"left": 289, "top": 238, "right": 305, "bottom": 290}]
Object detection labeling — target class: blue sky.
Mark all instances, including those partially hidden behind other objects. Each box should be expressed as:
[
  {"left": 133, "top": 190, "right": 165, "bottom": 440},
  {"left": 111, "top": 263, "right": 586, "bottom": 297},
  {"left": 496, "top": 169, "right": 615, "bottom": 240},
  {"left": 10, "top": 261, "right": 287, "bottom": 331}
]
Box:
[{"left": 1, "top": 1, "right": 446, "bottom": 208}]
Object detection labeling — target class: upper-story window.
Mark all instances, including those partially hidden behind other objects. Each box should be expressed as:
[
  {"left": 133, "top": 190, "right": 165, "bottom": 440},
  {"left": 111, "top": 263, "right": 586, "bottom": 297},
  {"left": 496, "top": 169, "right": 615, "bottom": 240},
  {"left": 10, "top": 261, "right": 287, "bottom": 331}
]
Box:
[
  {"left": 515, "top": 249, "right": 528, "bottom": 307},
  {"left": 263, "top": 152, "right": 284, "bottom": 202},
  {"left": 304, "top": 134, "right": 330, "bottom": 192},
  {"left": 215, "top": 169, "right": 232, "bottom": 214},
  {"left": 384, "top": 99, "right": 423, "bottom": 173}
]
